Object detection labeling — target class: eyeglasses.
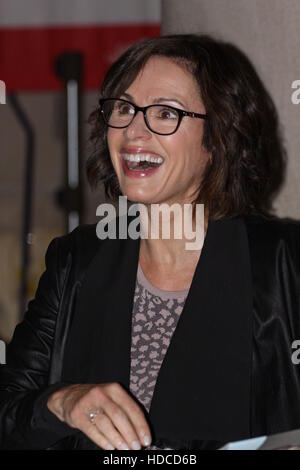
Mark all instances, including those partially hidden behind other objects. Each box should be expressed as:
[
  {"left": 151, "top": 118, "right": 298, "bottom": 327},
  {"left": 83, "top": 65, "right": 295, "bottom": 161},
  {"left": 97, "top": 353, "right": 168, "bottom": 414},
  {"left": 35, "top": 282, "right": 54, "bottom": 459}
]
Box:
[{"left": 99, "top": 98, "right": 207, "bottom": 136}]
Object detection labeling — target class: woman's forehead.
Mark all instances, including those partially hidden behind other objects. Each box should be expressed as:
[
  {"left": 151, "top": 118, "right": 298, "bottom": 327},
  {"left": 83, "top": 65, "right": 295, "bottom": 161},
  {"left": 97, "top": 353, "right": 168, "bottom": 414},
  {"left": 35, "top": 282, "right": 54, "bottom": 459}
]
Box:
[{"left": 124, "top": 56, "right": 201, "bottom": 106}]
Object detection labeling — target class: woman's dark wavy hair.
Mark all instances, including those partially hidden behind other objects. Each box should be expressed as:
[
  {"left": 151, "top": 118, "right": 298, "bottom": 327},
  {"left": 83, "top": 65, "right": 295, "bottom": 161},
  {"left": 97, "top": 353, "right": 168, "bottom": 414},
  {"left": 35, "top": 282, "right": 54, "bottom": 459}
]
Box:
[{"left": 87, "top": 34, "right": 286, "bottom": 220}]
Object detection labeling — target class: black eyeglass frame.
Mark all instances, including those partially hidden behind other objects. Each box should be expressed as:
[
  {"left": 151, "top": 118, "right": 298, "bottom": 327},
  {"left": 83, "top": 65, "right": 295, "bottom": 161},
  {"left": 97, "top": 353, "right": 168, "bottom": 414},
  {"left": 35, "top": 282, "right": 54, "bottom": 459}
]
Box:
[{"left": 98, "top": 98, "right": 208, "bottom": 136}]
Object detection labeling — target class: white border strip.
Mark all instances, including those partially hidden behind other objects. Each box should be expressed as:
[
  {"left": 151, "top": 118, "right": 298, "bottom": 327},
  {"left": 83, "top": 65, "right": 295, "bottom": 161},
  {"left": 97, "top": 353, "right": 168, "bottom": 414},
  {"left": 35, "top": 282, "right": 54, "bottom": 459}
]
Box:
[{"left": 0, "top": 0, "right": 161, "bottom": 27}]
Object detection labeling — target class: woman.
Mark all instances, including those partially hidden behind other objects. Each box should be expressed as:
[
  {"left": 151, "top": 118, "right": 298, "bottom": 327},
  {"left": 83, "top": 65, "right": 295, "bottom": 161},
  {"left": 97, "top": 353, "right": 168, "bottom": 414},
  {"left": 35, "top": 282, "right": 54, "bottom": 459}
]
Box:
[{"left": 1, "top": 34, "right": 300, "bottom": 451}]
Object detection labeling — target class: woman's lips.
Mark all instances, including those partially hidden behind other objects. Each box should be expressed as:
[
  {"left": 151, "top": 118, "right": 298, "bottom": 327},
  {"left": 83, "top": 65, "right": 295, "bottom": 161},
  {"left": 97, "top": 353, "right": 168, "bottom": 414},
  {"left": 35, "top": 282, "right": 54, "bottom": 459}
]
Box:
[
  {"left": 121, "top": 157, "right": 162, "bottom": 178},
  {"left": 120, "top": 147, "right": 165, "bottom": 178},
  {"left": 120, "top": 146, "right": 162, "bottom": 156}
]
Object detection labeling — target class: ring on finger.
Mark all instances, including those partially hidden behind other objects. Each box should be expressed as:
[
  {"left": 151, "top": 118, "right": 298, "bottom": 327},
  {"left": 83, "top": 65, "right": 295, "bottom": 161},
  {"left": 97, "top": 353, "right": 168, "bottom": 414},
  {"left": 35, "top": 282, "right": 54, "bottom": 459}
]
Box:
[{"left": 89, "top": 408, "right": 104, "bottom": 425}]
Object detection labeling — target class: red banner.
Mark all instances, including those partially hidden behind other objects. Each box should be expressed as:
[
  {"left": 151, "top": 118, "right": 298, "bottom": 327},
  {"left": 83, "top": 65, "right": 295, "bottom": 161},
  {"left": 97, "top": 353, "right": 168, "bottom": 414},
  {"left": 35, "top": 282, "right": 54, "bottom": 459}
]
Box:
[{"left": 0, "top": 24, "right": 160, "bottom": 91}]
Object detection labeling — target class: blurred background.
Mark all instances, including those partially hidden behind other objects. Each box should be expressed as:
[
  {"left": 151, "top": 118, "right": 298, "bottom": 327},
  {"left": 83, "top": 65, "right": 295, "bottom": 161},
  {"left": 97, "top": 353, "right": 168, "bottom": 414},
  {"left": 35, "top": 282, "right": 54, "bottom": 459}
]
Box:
[
  {"left": 0, "top": 0, "right": 160, "bottom": 341},
  {"left": 1, "top": 0, "right": 300, "bottom": 342}
]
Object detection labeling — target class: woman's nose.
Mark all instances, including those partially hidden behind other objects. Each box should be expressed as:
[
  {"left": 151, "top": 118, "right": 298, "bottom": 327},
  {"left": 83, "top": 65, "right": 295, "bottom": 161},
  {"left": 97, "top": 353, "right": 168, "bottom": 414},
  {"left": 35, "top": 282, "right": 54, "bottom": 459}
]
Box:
[{"left": 123, "top": 110, "right": 152, "bottom": 140}]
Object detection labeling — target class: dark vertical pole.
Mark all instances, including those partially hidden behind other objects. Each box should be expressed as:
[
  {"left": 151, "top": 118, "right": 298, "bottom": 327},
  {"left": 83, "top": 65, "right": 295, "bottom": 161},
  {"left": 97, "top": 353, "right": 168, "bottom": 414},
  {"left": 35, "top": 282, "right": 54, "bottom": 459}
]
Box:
[
  {"left": 8, "top": 93, "right": 35, "bottom": 320},
  {"left": 55, "top": 52, "right": 84, "bottom": 233}
]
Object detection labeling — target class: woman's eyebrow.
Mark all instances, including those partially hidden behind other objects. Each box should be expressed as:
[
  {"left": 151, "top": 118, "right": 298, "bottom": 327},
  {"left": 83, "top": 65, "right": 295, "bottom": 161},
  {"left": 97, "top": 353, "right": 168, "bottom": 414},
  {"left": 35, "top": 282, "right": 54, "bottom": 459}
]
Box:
[
  {"left": 120, "top": 92, "right": 186, "bottom": 108},
  {"left": 152, "top": 97, "right": 186, "bottom": 108},
  {"left": 120, "top": 92, "right": 135, "bottom": 101}
]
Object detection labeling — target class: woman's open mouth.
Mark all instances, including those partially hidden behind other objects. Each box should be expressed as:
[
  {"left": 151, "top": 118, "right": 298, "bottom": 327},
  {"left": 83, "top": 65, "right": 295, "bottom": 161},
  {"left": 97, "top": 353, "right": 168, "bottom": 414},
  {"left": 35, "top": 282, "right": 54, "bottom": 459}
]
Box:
[{"left": 121, "top": 153, "right": 165, "bottom": 177}]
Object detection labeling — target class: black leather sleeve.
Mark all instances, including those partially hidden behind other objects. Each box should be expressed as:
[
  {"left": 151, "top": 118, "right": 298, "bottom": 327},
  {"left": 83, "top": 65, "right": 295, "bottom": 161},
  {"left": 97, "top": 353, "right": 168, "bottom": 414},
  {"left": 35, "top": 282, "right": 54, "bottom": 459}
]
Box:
[{"left": 0, "top": 236, "right": 78, "bottom": 449}]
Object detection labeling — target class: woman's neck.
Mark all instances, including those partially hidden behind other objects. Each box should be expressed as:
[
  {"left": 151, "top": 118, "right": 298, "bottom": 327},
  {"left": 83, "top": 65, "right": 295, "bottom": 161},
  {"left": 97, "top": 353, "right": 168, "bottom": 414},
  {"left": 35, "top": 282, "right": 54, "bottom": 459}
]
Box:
[{"left": 139, "top": 205, "right": 209, "bottom": 269}]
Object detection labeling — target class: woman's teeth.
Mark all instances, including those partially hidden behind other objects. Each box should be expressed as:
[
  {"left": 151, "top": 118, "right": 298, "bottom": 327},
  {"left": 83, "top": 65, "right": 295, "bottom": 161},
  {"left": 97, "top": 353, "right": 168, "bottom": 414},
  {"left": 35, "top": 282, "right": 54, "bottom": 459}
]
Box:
[{"left": 122, "top": 153, "right": 164, "bottom": 164}]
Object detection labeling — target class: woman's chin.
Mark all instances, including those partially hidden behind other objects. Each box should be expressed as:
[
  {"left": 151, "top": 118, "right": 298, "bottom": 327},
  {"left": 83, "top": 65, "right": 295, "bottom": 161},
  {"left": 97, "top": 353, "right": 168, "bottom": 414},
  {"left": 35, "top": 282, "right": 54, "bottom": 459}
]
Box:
[{"left": 121, "top": 188, "right": 160, "bottom": 206}]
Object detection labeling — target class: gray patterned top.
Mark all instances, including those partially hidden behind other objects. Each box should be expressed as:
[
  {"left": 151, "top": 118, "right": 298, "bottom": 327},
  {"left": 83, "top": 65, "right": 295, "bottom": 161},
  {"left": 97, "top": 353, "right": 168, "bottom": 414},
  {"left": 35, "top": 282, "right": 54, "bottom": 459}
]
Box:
[{"left": 129, "top": 263, "right": 189, "bottom": 450}]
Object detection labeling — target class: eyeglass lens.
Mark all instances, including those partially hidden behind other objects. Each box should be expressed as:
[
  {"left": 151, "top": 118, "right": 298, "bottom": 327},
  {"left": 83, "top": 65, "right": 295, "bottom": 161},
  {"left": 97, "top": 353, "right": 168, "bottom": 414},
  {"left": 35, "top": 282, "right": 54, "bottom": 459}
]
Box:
[{"left": 101, "top": 99, "right": 180, "bottom": 135}]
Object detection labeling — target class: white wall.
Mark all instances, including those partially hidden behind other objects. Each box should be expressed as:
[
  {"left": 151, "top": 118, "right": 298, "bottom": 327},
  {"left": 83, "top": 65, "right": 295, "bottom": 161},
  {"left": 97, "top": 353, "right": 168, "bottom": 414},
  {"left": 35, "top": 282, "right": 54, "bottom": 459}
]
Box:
[{"left": 162, "top": 0, "right": 300, "bottom": 218}]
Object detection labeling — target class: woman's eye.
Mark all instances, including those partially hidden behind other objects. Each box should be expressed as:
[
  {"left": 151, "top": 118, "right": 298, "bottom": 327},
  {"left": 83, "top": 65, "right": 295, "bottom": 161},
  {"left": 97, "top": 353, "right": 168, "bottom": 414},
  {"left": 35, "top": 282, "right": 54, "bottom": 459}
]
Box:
[
  {"left": 158, "top": 107, "right": 178, "bottom": 120},
  {"left": 118, "top": 104, "right": 133, "bottom": 115}
]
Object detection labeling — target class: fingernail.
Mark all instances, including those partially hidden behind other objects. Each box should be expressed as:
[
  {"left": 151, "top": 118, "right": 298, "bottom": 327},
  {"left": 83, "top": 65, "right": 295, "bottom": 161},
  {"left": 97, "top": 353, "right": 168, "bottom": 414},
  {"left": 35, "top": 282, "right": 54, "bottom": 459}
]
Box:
[
  {"left": 143, "top": 435, "right": 151, "bottom": 446},
  {"left": 107, "top": 444, "right": 115, "bottom": 450},
  {"left": 120, "top": 442, "right": 130, "bottom": 450},
  {"left": 131, "top": 440, "right": 141, "bottom": 450}
]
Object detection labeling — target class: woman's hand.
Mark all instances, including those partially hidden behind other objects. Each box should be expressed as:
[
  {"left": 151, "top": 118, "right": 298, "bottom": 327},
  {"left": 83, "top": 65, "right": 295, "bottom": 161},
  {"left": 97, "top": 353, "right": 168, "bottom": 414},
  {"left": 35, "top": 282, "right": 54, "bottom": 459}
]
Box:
[{"left": 47, "top": 382, "right": 152, "bottom": 450}]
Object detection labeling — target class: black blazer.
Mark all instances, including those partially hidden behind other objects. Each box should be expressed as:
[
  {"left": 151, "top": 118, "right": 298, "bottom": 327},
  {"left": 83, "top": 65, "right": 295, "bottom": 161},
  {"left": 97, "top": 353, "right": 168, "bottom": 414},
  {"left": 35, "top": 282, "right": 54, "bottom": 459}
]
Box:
[{"left": 1, "top": 213, "right": 300, "bottom": 450}]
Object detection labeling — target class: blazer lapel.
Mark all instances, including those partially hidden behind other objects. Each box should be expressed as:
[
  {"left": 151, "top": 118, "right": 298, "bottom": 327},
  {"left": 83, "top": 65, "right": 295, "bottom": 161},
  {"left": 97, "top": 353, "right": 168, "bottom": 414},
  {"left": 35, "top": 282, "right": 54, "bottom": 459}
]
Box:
[
  {"left": 62, "top": 215, "right": 253, "bottom": 444},
  {"left": 148, "top": 216, "right": 253, "bottom": 442},
  {"left": 61, "top": 232, "right": 140, "bottom": 387}
]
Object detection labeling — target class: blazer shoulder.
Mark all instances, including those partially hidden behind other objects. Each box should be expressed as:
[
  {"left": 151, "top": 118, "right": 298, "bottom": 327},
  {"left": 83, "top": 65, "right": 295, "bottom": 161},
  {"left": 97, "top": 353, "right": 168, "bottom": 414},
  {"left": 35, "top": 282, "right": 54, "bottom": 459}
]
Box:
[
  {"left": 51, "top": 213, "right": 134, "bottom": 272},
  {"left": 243, "top": 212, "right": 300, "bottom": 230},
  {"left": 243, "top": 212, "right": 300, "bottom": 254},
  {"left": 50, "top": 223, "right": 102, "bottom": 274},
  {"left": 58, "top": 222, "right": 99, "bottom": 250}
]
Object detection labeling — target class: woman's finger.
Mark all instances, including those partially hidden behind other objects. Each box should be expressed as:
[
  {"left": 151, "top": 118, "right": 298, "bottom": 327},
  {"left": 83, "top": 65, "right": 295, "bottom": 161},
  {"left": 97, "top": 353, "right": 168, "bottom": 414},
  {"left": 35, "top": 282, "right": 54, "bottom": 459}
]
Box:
[
  {"left": 108, "top": 384, "right": 152, "bottom": 447},
  {"left": 77, "top": 414, "right": 116, "bottom": 450},
  {"left": 96, "top": 402, "right": 142, "bottom": 450}
]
